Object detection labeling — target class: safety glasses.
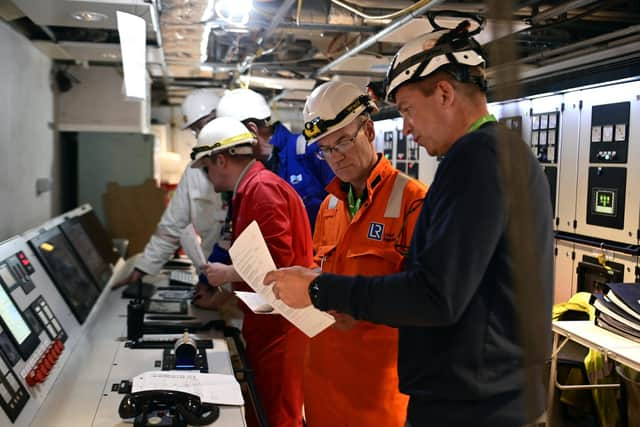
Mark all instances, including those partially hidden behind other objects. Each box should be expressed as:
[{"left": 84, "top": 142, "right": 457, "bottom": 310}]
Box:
[{"left": 316, "top": 119, "right": 366, "bottom": 160}]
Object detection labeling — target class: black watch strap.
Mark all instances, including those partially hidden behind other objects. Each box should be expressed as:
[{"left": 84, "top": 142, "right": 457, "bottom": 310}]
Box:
[{"left": 308, "top": 276, "right": 322, "bottom": 308}]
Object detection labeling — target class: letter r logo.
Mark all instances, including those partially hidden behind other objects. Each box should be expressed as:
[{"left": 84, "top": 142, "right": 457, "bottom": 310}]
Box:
[{"left": 367, "top": 222, "right": 384, "bottom": 240}]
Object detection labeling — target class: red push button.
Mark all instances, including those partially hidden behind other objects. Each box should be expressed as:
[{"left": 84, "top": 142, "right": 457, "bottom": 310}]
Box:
[{"left": 26, "top": 371, "right": 38, "bottom": 386}]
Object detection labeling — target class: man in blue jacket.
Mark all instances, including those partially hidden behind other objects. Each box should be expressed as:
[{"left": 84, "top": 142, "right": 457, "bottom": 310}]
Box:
[
  {"left": 217, "top": 88, "right": 334, "bottom": 231},
  {"left": 264, "top": 22, "right": 553, "bottom": 427}
]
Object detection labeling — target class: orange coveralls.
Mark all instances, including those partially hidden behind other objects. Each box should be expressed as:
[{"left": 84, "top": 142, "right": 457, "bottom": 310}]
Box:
[{"left": 305, "top": 156, "right": 427, "bottom": 427}]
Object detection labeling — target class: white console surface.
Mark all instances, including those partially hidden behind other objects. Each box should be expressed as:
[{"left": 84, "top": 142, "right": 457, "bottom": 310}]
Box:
[{"left": 29, "top": 281, "right": 245, "bottom": 427}]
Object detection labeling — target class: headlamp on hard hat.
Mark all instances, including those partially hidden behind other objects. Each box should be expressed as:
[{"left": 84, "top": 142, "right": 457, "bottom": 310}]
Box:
[{"left": 303, "top": 95, "right": 373, "bottom": 142}]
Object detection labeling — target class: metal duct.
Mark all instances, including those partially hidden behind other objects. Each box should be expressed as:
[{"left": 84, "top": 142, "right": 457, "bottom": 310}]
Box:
[{"left": 314, "top": 0, "right": 446, "bottom": 77}]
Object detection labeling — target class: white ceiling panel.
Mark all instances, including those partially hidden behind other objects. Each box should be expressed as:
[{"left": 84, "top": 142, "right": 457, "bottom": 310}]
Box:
[
  {"left": 11, "top": 0, "right": 155, "bottom": 30},
  {"left": 33, "top": 41, "right": 164, "bottom": 64}
]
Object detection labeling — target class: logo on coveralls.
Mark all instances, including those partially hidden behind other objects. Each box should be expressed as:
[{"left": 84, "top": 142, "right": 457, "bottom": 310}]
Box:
[
  {"left": 289, "top": 174, "right": 303, "bottom": 185},
  {"left": 367, "top": 222, "right": 384, "bottom": 240}
]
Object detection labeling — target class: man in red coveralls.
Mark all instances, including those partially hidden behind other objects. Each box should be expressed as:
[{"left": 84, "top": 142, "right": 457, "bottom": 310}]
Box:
[{"left": 190, "top": 116, "right": 312, "bottom": 427}]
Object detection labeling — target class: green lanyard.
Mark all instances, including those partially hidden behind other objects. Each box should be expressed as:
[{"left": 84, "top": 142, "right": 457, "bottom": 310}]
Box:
[
  {"left": 467, "top": 114, "right": 497, "bottom": 133},
  {"left": 347, "top": 186, "right": 363, "bottom": 219}
]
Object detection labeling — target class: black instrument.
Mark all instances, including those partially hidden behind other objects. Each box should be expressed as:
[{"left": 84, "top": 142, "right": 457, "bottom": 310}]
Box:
[{"left": 118, "top": 390, "right": 219, "bottom": 426}]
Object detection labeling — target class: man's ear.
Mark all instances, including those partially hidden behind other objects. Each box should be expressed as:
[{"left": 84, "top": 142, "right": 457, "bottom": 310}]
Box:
[
  {"left": 213, "top": 153, "right": 225, "bottom": 167},
  {"left": 364, "top": 119, "right": 376, "bottom": 143},
  {"left": 437, "top": 80, "right": 456, "bottom": 107},
  {"left": 245, "top": 121, "right": 259, "bottom": 135}
]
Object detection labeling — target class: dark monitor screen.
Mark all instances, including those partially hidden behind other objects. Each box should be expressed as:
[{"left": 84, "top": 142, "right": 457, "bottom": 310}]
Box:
[
  {"left": 78, "top": 210, "right": 118, "bottom": 264},
  {"left": 29, "top": 227, "right": 100, "bottom": 324},
  {"left": 60, "top": 219, "right": 112, "bottom": 290},
  {"left": 146, "top": 300, "right": 188, "bottom": 315}
]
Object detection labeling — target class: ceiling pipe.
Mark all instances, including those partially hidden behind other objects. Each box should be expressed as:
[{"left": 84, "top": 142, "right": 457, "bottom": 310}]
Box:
[
  {"left": 314, "top": 0, "right": 446, "bottom": 78},
  {"left": 148, "top": 1, "right": 170, "bottom": 89},
  {"left": 518, "top": 23, "right": 640, "bottom": 64},
  {"left": 259, "top": 0, "right": 298, "bottom": 45},
  {"left": 530, "top": 0, "right": 600, "bottom": 24},
  {"left": 236, "top": 0, "right": 297, "bottom": 76},
  {"left": 277, "top": 22, "right": 379, "bottom": 33},
  {"left": 514, "top": 38, "right": 640, "bottom": 83}
]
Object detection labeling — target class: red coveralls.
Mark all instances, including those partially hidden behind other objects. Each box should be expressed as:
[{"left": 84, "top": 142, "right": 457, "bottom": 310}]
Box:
[
  {"left": 232, "top": 160, "right": 312, "bottom": 427},
  {"left": 306, "top": 156, "right": 427, "bottom": 427}
]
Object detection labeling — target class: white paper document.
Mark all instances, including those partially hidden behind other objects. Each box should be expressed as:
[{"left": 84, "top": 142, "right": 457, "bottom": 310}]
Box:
[
  {"left": 180, "top": 224, "right": 206, "bottom": 268},
  {"left": 234, "top": 291, "right": 275, "bottom": 313},
  {"left": 132, "top": 371, "right": 244, "bottom": 406},
  {"left": 229, "top": 221, "right": 335, "bottom": 337}
]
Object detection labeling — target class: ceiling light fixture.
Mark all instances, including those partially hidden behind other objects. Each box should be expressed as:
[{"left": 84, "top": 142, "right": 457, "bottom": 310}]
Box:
[
  {"left": 71, "top": 11, "right": 109, "bottom": 22},
  {"left": 215, "top": 0, "right": 253, "bottom": 26},
  {"left": 101, "top": 52, "right": 119, "bottom": 60},
  {"left": 226, "top": 28, "right": 249, "bottom": 33}
]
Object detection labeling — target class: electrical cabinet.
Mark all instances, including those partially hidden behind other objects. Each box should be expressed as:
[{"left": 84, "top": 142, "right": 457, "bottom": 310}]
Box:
[
  {"left": 574, "top": 81, "right": 640, "bottom": 244},
  {"left": 554, "top": 239, "right": 575, "bottom": 304},
  {"left": 556, "top": 90, "right": 582, "bottom": 234},
  {"left": 373, "top": 117, "right": 438, "bottom": 185}
]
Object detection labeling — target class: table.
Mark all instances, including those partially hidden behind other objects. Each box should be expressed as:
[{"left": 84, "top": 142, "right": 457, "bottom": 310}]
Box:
[{"left": 547, "top": 320, "right": 640, "bottom": 425}]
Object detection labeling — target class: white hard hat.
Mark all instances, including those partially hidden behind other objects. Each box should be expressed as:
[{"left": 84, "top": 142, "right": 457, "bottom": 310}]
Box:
[
  {"left": 384, "top": 21, "right": 486, "bottom": 103},
  {"left": 181, "top": 89, "right": 221, "bottom": 129},
  {"left": 217, "top": 88, "right": 272, "bottom": 122},
  {"left": 190, "top": 117, "right": 256, "bottom": 168},
  {"left": 302, "top": 81, "right": 378, "bottom": 144}
]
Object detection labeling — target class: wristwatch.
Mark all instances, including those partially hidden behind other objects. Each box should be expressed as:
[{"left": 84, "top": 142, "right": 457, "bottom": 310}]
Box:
[{"left": 308, "top": 276, "right": 322, "bottom": 308}]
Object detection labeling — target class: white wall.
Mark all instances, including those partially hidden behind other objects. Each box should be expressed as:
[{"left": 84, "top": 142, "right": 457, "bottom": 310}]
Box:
[
  {"left": 57, "top": 65, "right": 150, "bottom": 133},
  {"left": 77, "top": 132, "right": 155, "bottom": 224},
  {"left": 151, "top": 105, "right": 199, "bottom": 171},
  {"left": 0, "top": 21, "right": 54, "bottom": 241}
]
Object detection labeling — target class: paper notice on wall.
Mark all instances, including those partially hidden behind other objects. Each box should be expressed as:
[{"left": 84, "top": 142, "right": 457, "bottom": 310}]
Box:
[
  {"left": 229, "top": 221, "right": 335, "bottom": 337},
  {"left": 117, "top": 11, "right": 146, "bottom": 100}
]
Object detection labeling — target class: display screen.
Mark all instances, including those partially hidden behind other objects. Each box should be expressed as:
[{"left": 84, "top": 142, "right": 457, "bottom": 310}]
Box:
[
  {"left": 78, "top": 211, "right": 118, "bottom": 264},
  {"left": 0, "top": 284, "right": 30, "bottom": 345},
  {"left": 147, "top": 300, "right": 186, "bottom": 314},
  {"left": 0, "top": 266, "right": 15, "bottom": 288},
  {"left": 594, "top": 189, "right": 616, "bottom": 215},
  {"left": 61, "top": 220, "right": 111, "bottom": 290},
  {"left": 30, "top": 228, "right": 100, "bottom": 324}
]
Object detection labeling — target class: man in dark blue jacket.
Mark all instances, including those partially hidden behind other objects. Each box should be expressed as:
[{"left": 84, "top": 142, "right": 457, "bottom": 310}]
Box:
[
  {"left": 217, "top": 88, "right": 334, "bottom": 231},
  {"left": 265, "top": 22, "right": 553, "bottom": 427},
  {"left": 270, "top": 122, "right": 335, "bottom": 231}
]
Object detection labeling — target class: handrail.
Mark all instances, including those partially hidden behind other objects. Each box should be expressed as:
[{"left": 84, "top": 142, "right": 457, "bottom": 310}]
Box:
[{"left": 554, "top": 231, "right": 640, "bottom": 256}]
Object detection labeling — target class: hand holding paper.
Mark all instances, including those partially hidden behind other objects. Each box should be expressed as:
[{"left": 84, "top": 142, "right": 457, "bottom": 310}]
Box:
[
  {"left": 200, "top": 262, "right": 237, "bottom": 287},
  {"left": 229, "top": 221, "right": 334, "bottom": 337},
  {"left": 264, "top": 266, "right": 319, "bottom": 309}
]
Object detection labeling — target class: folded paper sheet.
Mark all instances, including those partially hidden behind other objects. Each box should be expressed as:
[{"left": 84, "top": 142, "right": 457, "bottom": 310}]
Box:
[
  {"left": 132, "top": 371, "right": 244, "bottom": 406},
  {"left": 229, "top": 221, "right": 335, "bottom": 337},
  {"left": 179, "top": 224, "right": 206, "bottom": 269}
]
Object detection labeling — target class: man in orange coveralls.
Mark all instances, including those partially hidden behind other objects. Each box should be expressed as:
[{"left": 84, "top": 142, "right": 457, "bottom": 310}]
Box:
[
  {"left": 299, "top": 81, "right": 427, "bottom": 427},
  {"left": 191, "top": 116, "right": 311, "bottom": 427}
]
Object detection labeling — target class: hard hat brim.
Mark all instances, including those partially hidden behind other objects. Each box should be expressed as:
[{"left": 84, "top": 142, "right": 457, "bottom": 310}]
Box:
[
  {"left": 190, "top": 153, "right": 209, "bottom": 169},
  {"left": 181, "top": 119, "right": 196, "bottom": 130}
]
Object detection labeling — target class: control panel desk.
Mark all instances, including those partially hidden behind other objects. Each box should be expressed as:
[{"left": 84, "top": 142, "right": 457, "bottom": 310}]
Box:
[{"left": 29, "top": 284, "right": 246, "bottom": 427}]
